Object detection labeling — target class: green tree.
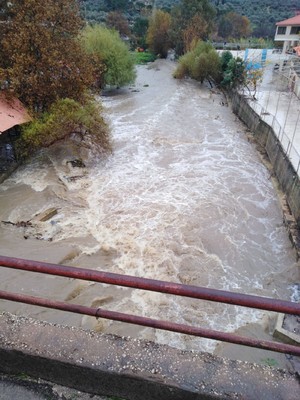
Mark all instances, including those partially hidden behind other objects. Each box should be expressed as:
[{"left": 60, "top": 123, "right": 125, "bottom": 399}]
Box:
[
  {"left": 103, "top": 0, "right": 127, "bottom": 12},
  {"left": 18, "top": 98, "right": 111, "bottom": 158},
  {"left": 146, "top": 9, "right": 172, "bottom": 58},
  {"left": 180, "top": 0, "right": 216, "bottom": 23},
  {"left": 81, "top": 25, "right": 136, "bottom": 88},
  {"left": 218, "top": 15, "right": 233, "bottom": 39},
  {"left": 221, "top": 53, "right": 245, "bottom": 89},
  {"left": 170, "top": 0, "right": 216, "bottom": 55},
  {"left": 0, "top": 0, "right": 94, "bottom": 111},
  {"left": 132, "top": 17, "right": 149, "bottom": 49},
  {"left": 174, "top": 41, "right": 221, "bottom": 86}
]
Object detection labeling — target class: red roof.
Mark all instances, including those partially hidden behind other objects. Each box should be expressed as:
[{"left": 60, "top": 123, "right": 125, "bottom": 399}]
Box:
[
  {"left": 276, "top": 14, "right": 300, "bottom": 26},
  {"left": 0, "top": 95, "right": 31, "bottom": 134}
]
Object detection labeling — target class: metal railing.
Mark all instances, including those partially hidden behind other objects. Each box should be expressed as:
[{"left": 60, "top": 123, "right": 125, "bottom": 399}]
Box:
[
  {"left": 0, "top": 255, "right": 299, "bottom": 356},
  {"left": 247, "top": 98, "right": 300, "bottom": 175}
]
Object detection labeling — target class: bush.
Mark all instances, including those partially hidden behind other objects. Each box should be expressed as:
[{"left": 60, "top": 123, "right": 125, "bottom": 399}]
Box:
[
  {"left": 174, "top": 41, "right": 221, "bottom": 85},
  {"left": 221, "top": 55, "right": 246, "bottom": 89},
  {"left": 133, "top": 51, "right": 156, "bottom": 65},
  {"left": 17, "top": 98, "right": 111, "bottom": 158},
  {"left": 81, "top": 25, "right": 136, "bottom": 88},
  {"left": 173, "top": 51, "right": 194, "bottom": 78}
]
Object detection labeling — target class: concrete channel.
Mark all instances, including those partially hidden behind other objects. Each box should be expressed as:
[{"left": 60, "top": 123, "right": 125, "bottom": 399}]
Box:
[{"left": 1, "top": 59, "right": 300, "bottom": 399}]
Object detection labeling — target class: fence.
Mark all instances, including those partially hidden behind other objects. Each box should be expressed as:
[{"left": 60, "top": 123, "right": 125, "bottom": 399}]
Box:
[
  {"left": 0, "top": 255, "right": 299, "bottom": 356},
  {"left": 247, "top": 97, "right": 300, "bottom": 175}
]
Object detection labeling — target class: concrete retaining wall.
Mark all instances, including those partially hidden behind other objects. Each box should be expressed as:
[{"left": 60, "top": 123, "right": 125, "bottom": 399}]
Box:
[
  {"left": 231, "top": 92, "right": 300, "bottom": 228},
  {"left": 0, "top": 313, "right": 299, "bottom": 400}
]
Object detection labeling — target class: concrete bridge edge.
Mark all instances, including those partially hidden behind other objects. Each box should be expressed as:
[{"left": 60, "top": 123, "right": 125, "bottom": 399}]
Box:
[{"left": 0, "top": 312, "right": 299, "bottom": 400}]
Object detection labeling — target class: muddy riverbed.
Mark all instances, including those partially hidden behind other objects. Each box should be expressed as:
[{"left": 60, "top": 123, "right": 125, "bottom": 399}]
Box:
[{"left": 0, "top": 60, "right": 298, "bottom": 365}]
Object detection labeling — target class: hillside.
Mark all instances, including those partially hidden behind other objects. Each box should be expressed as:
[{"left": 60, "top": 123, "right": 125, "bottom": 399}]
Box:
[
  {"left": 80, "top": 0, "right": 299, "bottom": 38},
  {"left": 212, "top": 0, "right": 299, "bottom": 37}
]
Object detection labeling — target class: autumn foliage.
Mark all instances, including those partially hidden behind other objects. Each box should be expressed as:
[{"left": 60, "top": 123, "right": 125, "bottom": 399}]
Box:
[
  {"left": 106, "top": 11, "right": 131, "bottom": 37},
  {"left": 146, "top": 10, "right": 172, "bottom": 58},
  {"left": 0, "top": 0, "right": 95, "bottom": 112},
  {"left": 183, "top": 14, "right": 209, "bottom": 53},
  {"left": 218, "top": 12, "right": 252, "bottom": 39},
  {"left": 0, "top": 0, "right": 112, "bottom": 157}
]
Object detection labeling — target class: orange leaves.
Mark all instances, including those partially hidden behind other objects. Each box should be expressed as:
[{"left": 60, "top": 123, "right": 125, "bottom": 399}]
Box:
[
  {"left": 146, "top": 10, "right": 171, "bottom": 58},
  {"left": 183, "top": 14, "right": 209, "bottom": 53},
  {"left": 1, "top": 0, "right": 94, "bottom": 112}
]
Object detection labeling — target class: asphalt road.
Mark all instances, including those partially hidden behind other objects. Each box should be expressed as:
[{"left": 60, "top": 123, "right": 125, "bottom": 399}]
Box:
[
  {"left": 0, "top": 376, "right": 59, "bottom": 400},
  {"left": 0, "top": 373, "right": 113, "bottom": 400}
]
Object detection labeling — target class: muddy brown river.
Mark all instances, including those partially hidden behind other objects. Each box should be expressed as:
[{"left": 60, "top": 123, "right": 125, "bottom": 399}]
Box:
[{"left": 0, "top": 60, "right": 298, "bottom": 359}]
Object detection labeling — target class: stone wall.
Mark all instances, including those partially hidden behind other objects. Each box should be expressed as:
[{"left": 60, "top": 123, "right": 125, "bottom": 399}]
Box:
[{"left": 230, "top": 91, "right": 300, "bottom": 229}]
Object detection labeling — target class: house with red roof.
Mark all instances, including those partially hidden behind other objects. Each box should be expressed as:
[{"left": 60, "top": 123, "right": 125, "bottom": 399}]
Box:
[
  {"left": 275, "top": 13, "right": 300, "bottom": 54},
  {"left": 0, "top": 95, "right": 31, "bottom": 168}
]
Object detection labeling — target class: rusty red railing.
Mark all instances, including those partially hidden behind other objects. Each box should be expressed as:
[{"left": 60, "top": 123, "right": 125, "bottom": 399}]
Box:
[{"left": 0, "top": 255, "right": 299, "bottom": 356}]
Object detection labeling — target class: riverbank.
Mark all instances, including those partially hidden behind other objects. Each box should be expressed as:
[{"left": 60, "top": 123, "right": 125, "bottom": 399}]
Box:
[{"left": 0, "top": 60, "right": 298, "bottom": 367}]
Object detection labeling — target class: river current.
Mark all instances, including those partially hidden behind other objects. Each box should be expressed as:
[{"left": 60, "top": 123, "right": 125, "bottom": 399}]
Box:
[{"left": 0, "top": 60, "right": 298, "bottom": 354}]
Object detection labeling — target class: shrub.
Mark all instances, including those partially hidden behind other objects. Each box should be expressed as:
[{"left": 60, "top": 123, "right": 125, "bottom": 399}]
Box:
[
  {"left": 133, "top": 51, "right": 156, "bottom": 65},
  {"left": 174, "top": 41, "right": 221, "bottom": 85},
  {"left": 17, "top": 98, "right": 111, "bottom": 159},
  {"left": 81, "top": 25, "right": 136, "bottom": 88}
]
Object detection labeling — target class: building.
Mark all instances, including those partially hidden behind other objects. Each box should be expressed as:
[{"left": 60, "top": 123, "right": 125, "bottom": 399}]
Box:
[
  {"left": 275, "top": 14, "right": 300, "bottom": 54},
  {"left": 0, "top": 95, "right": 31, "bottom": 168}
]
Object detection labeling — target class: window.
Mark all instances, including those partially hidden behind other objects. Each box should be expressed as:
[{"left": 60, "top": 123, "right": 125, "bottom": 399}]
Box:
[
  {"left": 291, "top": 26, "right": 300, "bottom": 34},
  {"left": 277, "top": 26, "right": 286, "bottom": 35}
]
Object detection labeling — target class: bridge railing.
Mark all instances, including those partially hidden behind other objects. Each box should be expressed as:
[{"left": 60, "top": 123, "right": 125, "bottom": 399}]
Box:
[{"left": 0, "top": 255, "right": 299, "bottom": 356}]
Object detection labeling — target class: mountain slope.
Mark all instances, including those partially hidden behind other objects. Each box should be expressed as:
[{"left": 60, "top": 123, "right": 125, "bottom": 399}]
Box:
[{"left": 81, "top": 0, "right": 299, "bottom": 37}]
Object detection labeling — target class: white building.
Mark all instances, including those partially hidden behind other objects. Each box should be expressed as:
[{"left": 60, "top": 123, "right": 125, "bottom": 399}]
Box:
[{"left": 275, "top": 14, "right": 300, "bottom": 54}]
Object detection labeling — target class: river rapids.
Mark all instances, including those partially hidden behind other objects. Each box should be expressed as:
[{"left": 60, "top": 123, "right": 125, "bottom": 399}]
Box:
[{"left": 0, "top": 60, "right": 298, "bottom": 355}]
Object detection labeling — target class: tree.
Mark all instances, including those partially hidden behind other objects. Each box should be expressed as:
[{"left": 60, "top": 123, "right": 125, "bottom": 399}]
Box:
[
  {"left": 146, "top": 9, "right": 171, "bottom": 58},
  {"left": 218, "top": 16, "right": 233, "bottom": 39},
  {"left": 81, "top": 25, "right": 136, "bottom": 88},
  {"left": 170, "top": 0, "right": 216, "bottom": 55},
  {"left": 174, "top": 41, "right": 221, "bottom": 86},
  {"left": 0, "top": 1, "right": 14, "bottom": 73},
  {"left": 1, "top": 1, "right": 112, "bottom": 159},
  {"left": 183, "top": 14, "right": 208, "bottom": 52},
  {"left": 106, "top": 11, "right": 130, "bottom": 37},
  {"left": 220, "top": 51, "right": 261, "bottom": 98},
  {"left": 103, "top": 0, "right": 127, "bottom": 12},
  {"left": 132, "top": 17, "right": 149, "bottom": 49},
  {"left": 180, "top": 0, "right": 216, "bottom": 24},
  {"left": 0, "top": 0, "right": 9, "bottom": 23},
  {"left": 0, "top": 0, "right": 95, "bottom": 111},
  {"left": 221, "top": 53, "right": 246, "bottom": 89},
  {"left": 18, "top": 98, "right": 111, "bottom": 158},
  {"left": 218, "top": 12, "right": 252, "bottom": 39},
  {"left": 245, "top": 67, "right": 263, "bottom": 99}
]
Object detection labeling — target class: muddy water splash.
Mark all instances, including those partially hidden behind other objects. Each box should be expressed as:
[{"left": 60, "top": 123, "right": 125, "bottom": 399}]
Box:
[{"left": 0, "top": 60, "right": 297, "bottom": 353}]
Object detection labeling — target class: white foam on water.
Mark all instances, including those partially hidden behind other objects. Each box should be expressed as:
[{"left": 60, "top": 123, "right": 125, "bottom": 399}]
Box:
[
  {"left": 289, "top": 283, "right": 300, "bottom": 303},
  {"left": 2, "top": 155, "right": 52, "bottom": 192},
  {"left": 62, "top": 62, "right": 294, "bottom": 350},
  {"left": 0, "top": 60, "right": 296, "bottom": 353}
]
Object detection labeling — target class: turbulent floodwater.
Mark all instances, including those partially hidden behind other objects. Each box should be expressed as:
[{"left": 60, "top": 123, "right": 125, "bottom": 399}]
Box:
[{"left": 0, "top": 60, "right": 298, "bottom": 353}]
